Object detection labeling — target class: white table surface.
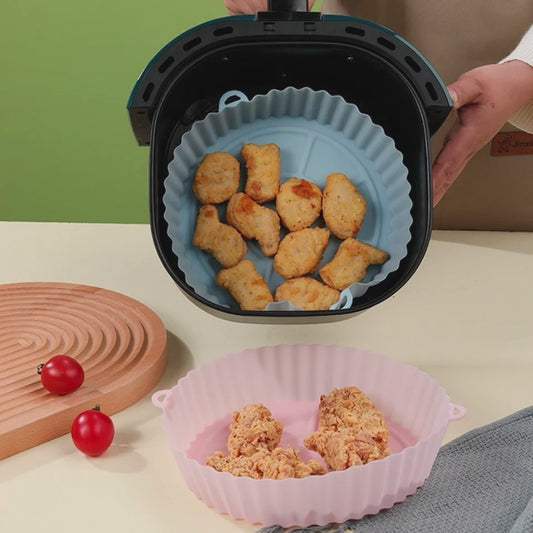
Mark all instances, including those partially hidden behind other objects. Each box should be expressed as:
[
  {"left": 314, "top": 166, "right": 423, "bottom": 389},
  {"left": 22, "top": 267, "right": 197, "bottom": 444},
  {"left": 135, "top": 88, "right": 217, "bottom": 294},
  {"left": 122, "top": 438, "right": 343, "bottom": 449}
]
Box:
[{"left": 0, "top": 221, "right": 532, "bottom": 533}]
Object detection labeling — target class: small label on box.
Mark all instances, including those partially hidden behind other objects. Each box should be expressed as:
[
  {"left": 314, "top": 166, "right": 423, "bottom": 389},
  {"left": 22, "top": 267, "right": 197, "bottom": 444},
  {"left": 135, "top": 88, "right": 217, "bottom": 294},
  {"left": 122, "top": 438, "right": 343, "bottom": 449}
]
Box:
[{"left": 491, "top": 131, "right": 533, "bottom": 157}]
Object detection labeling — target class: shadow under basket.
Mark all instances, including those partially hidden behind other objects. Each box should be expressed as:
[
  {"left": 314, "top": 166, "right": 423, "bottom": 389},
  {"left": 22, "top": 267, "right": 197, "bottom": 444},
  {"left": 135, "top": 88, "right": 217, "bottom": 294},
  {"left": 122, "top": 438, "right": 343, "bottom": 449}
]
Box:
[{"left": 128, "top": 9, "right": 452, "bottom": 322}]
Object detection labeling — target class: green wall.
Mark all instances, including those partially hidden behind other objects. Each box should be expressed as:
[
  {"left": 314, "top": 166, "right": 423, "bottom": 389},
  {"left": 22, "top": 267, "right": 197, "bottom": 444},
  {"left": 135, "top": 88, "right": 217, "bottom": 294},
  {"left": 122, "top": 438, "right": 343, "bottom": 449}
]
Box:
[
  {"left": 1, "top": 2, "right": 324, "bottom": 223},
  {"left": 1, "top": 2, "right": 234, "bottom": 223}
]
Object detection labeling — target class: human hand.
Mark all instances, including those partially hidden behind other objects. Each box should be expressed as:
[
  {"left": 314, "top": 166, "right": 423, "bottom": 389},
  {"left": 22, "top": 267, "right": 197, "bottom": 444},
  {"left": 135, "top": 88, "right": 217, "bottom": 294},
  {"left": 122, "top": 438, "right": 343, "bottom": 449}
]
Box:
[
  {"left": 432, "top": 60, "right": 533, "bottom": 205},
  {"left": 224, "top": 0, "right": 315, "bottom": 15},
  {"left": 224, "top": 0, "right": 269, "bottom": 14}
]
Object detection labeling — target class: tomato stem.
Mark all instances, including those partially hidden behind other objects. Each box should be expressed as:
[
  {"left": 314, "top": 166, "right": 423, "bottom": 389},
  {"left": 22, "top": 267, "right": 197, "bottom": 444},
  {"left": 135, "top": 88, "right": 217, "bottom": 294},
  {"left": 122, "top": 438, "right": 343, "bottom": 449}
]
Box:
[
  {"left": 37, "top": 364, "right": 44, "bottom": 375},
  {"left": 93, "top": 405, "right": 101, "bottom": 412}
]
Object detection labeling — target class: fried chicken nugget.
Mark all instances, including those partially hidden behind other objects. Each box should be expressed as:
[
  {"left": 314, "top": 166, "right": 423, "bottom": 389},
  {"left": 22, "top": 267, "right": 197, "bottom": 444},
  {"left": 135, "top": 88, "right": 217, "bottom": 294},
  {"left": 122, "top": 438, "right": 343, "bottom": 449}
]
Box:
[
  {"left": 274, "top": 277, "right": 340, "bottom": 311},
  {"left": 242, "top": 143, "right": 281, "bottom": 203},
  {"left": 322, "top": 173, "right": 367, "bottom": 239},
  {"left": 276, "top": 178, "right": 322, "bottom": 231},
  {"left": 319, "top": 239, "right": 389, "bottom": 290},
  {"left": 226, "top": 192, "right": 280, "bottom": 257},
  {"left": 216, "top": 259, "right": 274, "bottom": 311},
  {"left": 274, "top": 227, "right": 330, "bottom": 279},
  {"left": 227, "top": 404, "right": 283, "bottom": 457},
  {"left": 193, "top": 152, "right": 240, "bottom": 204},
  {"left": 319, "top": 238, "right": 371, "bottom": 289},
  {"left": 360, "top": 242, "right": 389, "bottom": 265},
  {"left": 192, "top": 204, "right": 247, "bottom": 267}
]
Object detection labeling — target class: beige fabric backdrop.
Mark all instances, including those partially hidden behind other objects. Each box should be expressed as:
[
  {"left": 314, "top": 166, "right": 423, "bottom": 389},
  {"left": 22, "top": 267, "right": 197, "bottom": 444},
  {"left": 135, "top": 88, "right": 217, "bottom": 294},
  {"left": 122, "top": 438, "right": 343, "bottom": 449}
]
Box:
[{"left": 323, "top": 0, "right": 533, "bottom": 229}]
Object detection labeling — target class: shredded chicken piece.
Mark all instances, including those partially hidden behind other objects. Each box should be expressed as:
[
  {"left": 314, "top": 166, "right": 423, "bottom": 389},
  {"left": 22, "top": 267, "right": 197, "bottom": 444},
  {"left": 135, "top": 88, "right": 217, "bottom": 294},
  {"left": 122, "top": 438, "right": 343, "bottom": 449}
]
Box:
[
  {"left": 304, "top": 386, "right": 391, "bottom": 471},
  {"left": 207, "top": 446, "right": 325, "bottom": 480},
  {"left": 227, "top": 404, "right": 283, "bottom": 457},
  {"left": 206, "top": 404, "right": 325, "bottom": 479}
]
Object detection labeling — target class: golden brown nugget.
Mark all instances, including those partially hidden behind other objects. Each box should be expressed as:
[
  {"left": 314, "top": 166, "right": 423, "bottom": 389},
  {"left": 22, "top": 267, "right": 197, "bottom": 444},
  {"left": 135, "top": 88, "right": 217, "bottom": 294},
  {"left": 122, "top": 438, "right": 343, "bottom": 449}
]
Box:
[
  {"left": 274, "top": 227, "right": 330, "bottom": 279},
  {"left": 226, "top": 192, "right": 280, "bottom": 257},
  {"left": 319, "top": 238, "right": 371, "bottom": 290},
  {"left": 360, "top": 242, "right": 389, "bottom": 265},
  {"left": 192, "top": 205, "right": 247, "bottom": 268},
  {"left": 216, "top": 259, "right": 274, "bottom": 311},
  {"left": 320, "top": 239, "right": 390, "bottom": 290},
  {"left": 322, "top": 173, "right": 367, "bottom": 239},
  {"left": 274, "top": 277, "right": 340, "bottom": 311},
  {"left": 242, "top": 143, "right": 281, "bottom": 203},
  {"left": 227, "top": 404, "right": 283, "bottom": 457},
  {"left": 193, "top": 152, "right": 240, "bottom": 204},
  {"left": 276, "top": 178, "right": 322, "bottom": 231}
]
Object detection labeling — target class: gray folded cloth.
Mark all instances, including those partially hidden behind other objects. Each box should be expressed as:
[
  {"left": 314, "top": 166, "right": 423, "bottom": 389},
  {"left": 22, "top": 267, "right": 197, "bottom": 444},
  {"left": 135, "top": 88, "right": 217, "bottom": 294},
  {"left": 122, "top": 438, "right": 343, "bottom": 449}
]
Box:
[{"left": 257, "top": 406, "right": 533, "bottom": 533}]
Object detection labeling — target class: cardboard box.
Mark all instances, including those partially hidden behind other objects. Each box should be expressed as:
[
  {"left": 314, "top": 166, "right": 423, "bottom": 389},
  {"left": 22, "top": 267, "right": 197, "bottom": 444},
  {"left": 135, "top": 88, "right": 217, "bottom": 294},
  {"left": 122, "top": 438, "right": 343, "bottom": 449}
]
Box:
[{"left": 432, "top": 125, "right": 533, "bottom": 231}]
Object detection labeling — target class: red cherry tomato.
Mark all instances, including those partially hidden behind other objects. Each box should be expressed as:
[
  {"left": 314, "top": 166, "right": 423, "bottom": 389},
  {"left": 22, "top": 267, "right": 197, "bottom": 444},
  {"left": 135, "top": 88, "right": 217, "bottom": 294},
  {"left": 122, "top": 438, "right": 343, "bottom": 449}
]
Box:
[
  {"left": 37, "top": 355, "right": 85, "bottom": 395},
  {"left": 71, "top": 405, "right": 115, "bottom": 457}
]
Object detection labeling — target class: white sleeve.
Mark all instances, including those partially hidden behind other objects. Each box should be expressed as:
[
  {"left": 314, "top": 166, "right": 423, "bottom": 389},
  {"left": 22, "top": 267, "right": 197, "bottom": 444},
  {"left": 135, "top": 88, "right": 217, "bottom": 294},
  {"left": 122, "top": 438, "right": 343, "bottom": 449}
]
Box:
[{"left": 499, "top": 24, "right": 533, "bottom": 133}]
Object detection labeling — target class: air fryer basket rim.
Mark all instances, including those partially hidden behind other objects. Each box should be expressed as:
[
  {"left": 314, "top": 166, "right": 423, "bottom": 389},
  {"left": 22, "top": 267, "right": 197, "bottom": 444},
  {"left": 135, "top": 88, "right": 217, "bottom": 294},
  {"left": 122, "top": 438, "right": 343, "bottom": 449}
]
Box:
[{"left": 128, "top": 14, "right": 452, "bottom": 145}]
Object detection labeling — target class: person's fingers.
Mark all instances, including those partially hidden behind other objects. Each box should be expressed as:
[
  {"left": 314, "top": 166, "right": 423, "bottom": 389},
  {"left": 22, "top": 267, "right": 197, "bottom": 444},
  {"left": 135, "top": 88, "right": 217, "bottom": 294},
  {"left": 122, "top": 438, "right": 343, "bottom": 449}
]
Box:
[
  {"left": 433, "top": 156, "right": 469, "bottom": 206},
  {"left": 226, "top": 0, "right": 316, "bottom": 14},
  {"left": 225, "top": 0, "right": 263, "bottom": 15},
  {"left": 432, "top": 122, "right": 478, "bottom": 206},
  {"left": 435, "top": 62, "right": 531, "bottom": 205},
  {"left": 224, "top": 0, "right": 239, "bottom": 14}
]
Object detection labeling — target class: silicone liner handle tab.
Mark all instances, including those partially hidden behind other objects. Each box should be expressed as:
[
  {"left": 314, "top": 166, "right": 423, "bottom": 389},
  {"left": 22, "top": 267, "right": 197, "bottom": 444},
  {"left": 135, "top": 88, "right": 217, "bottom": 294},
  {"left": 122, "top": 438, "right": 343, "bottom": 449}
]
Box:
[
  {"left": 152, "top": 389, "right": 171, "bottom": 409},
  {"left": 448, "top": 403, "right": 467, "bottom": 421},
  {"left": 218, "top": 90, "right": 249, "bottom": 112}
]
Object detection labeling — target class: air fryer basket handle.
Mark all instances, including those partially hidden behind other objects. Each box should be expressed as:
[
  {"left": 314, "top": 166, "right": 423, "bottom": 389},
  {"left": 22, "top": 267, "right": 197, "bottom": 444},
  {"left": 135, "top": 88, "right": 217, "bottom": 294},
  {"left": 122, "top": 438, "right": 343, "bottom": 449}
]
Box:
[
  {"left": 259, "top": 0, "right": 319, "bottom": 20},
  {"left": 268, "top": 0, "right": 309, "bottom": 11}
]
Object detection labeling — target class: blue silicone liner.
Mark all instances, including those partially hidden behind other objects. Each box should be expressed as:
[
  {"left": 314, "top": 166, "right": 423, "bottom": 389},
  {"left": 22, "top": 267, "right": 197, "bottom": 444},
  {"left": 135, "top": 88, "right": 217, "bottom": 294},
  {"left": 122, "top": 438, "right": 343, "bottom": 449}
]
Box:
[{"left": 163, "top": 87, "right": 413, "bottom": 311}]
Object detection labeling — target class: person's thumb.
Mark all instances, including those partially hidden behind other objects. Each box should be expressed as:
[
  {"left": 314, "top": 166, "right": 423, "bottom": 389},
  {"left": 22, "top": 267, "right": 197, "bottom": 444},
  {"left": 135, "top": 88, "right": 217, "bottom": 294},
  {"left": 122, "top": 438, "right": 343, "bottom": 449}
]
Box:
[{"left": 447, "top": 75, "right": 483, "bottom": 109}]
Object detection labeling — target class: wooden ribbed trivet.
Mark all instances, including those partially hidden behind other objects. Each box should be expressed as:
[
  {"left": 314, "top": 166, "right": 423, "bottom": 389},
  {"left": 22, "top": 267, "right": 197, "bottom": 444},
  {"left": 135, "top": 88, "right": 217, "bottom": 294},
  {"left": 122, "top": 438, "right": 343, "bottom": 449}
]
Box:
[{"left": 0, "top": 282, "right": 167, "bottom": 460}]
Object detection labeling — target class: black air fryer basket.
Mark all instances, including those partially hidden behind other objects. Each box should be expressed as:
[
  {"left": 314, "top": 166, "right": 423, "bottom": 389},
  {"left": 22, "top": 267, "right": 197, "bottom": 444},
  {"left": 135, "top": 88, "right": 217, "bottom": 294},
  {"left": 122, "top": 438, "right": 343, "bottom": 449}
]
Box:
[{"left": 127, "top": 0, "right": 452, "bottom": 321}]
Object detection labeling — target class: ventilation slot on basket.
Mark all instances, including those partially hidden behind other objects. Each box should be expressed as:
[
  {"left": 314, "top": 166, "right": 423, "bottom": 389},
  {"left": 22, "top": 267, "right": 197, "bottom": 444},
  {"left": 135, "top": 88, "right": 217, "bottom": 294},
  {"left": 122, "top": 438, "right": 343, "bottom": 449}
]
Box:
[
  {"left": 345, "top": 26, "right": 365, "bottom": 36},
  {"left": 142, "top": 82, "right": 155, "bottom": 103},
  {"left": 404, "top": 56, "right": 421, "bottom": 73},
  {"left": 304, "top": 22, "right": 317, "bottom": 32},
  {"left": 377, "top": 37, "right": 396, "bottom": 51},
  {"left": 214, "top": 26, "right": 233, "bottom": 37},
  {"left": 425, "top": 81, "right": 438, "bottom": 101},
  {"left": 263, "top": 22, "right": 276, "bottom": 32},
  {"left": 183, "top": 37, "right": 202, "bottom": 51},
  {"left": 158, "top": 56, "right": 175, "bottom": 73}
]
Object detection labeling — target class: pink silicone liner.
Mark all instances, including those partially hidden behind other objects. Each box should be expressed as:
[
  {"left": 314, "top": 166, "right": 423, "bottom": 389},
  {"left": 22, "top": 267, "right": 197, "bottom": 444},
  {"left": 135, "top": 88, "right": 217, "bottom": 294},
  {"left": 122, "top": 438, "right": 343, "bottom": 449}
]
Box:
[{"left": 152, "top": 344, "right": 465, "bottom": 527}]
